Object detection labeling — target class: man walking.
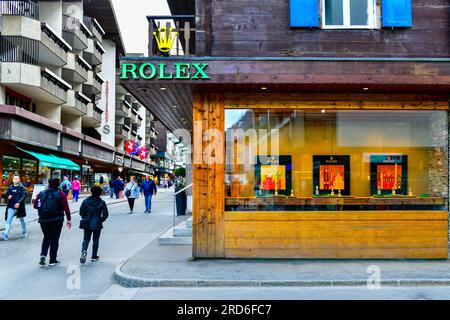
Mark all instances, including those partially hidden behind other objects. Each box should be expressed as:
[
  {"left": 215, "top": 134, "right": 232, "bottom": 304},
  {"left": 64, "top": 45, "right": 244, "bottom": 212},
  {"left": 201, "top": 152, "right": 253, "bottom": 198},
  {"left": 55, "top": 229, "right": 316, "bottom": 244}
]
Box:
[
  {"left": 71, "top": 176, "right": 81, "bottom": 203},
  {"left": 140, "top": 175, "right": 157, "bottom": 213},
  {"left": 60, "top": 176, "right": 72, "bottom": 197},
  {"left": 2, "top": 175, "right": 27, "bottom": 240},
  {"left": 34, "top": 177, "right": 72, "bottom": 266}
]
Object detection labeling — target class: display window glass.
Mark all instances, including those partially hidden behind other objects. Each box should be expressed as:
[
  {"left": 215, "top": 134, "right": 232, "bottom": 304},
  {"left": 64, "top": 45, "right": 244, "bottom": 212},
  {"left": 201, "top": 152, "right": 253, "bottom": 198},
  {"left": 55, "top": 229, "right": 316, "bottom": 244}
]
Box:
[
  {"left": 224, "top": 109, "right": 448, "bottom": 211},
  {"left": 21, "top": 159, "right": 37, "bottom": 192}
]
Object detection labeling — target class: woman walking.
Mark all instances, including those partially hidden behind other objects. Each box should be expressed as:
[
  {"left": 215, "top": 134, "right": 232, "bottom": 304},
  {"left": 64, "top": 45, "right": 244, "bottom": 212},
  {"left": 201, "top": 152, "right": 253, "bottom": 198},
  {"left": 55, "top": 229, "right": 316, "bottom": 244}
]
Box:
[
  {"left": 71, "top": 176, "right": 81, "bottom": 203},
  {"left": 79, "top": 186, "right": 109, "bottom": 264},
  {"left": 124, "top": 176, "right": 139, "bottom": 214}
]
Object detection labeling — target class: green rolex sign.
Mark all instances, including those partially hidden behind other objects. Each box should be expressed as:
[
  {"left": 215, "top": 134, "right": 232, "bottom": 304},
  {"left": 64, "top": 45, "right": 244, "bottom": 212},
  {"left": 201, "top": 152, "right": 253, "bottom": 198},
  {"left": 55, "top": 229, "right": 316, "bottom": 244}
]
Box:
[{"left": 121, "top": 62, "right": 210, "bottom": 80}]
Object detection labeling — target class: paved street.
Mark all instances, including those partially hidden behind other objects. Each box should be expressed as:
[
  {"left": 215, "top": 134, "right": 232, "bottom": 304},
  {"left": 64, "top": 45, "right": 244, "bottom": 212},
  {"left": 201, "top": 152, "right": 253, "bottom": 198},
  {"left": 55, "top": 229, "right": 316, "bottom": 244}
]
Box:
[{"left": 0, "top": 189, "right": 179, "bottom": 300}]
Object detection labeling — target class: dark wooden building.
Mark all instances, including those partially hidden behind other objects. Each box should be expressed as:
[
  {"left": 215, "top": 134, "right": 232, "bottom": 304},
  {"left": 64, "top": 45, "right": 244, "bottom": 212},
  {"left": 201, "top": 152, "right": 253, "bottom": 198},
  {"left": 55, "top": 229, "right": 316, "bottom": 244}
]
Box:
[{"left": 121, "top": 0, "right": 450, "bottom": 259}]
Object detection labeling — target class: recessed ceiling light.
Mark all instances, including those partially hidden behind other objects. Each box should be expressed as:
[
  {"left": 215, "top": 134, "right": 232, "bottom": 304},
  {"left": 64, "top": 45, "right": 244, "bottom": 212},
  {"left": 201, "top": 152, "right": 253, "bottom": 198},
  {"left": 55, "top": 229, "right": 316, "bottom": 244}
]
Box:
[
  {"left": 172, "top": 105, "right": 178, "bottom": 108},
  {"left": 321, "top": 109, "right": 326, "bottom": 113},
  {"left": 160, "top": 87, "right": 167, "bottom": 91},
  {"left": 261, "top": 87, "right": 268, "bottom": 90},
  {"left": 363, "top": 87, "right": 369, "bottom": 91}
]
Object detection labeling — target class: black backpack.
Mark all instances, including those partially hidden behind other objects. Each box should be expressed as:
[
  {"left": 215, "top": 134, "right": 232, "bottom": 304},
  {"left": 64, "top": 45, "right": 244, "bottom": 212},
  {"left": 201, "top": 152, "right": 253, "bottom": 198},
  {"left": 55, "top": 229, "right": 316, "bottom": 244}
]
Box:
[{"left": 38, "top": 190, "right": 62, "bottom": 222}]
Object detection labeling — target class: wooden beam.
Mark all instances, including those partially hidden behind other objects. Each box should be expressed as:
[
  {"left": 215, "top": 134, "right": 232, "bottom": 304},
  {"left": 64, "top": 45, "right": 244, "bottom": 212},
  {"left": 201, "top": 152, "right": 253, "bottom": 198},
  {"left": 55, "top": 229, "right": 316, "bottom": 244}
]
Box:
[{"left": 193, "top": 93, "right": 225, "bottom": 258}]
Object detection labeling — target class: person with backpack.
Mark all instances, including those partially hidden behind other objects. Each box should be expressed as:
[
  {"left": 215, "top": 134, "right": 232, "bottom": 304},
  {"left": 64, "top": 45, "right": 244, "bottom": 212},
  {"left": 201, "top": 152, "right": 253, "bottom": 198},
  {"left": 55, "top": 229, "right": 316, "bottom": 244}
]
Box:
[
  {"left": 140, "top": 175, "right": 157, "bottom": 214},
  {"left": 60, "top": 176, "right": 72, "bottom": 197},
  {"left": 34, "top": 177, "right": 72, "bottom": 267},
  {"left": 124, "top": 176, "right": 139, "bottom": 214},
  {"left": 1, "top": 175, "right": 27, "bottom": 241},
  {"left": 71, "top": 176, "right": 81, "bottom": 203},
  {"left": 79, "top": 185, "right": 109, "bottom": 264}
]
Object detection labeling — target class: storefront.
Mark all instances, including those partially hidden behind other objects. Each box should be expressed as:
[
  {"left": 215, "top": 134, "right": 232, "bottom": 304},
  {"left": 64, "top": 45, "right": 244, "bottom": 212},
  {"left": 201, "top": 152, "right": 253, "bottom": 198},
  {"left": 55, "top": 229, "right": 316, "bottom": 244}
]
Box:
[
  {"left": 0, "top": 146, "right": 80, "bottom": 202},
  {"left": 121, "top": 57, "right": 450, "bottom": 260}
]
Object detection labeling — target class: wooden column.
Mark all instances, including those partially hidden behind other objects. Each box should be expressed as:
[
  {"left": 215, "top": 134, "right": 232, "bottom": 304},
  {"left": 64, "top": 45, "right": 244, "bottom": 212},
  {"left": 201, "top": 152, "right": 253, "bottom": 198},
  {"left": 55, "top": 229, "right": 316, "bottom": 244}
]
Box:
[{"left": 192, "top": 93, "right": 225, "bottom": 258}]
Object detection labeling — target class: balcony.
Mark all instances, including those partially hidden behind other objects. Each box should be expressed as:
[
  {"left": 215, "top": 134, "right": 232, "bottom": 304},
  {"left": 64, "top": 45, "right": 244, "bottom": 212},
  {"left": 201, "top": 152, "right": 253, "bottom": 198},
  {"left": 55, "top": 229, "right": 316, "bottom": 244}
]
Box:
[
  {"left": 83, "top": 39, "right": 104, "bottom": 67},
  {"left": 0, "top": 1, "right": 39, "bottom": 20},
  {"left": 137, "top": 114, "right": 143, "bottom": 127},
  {"left": 115, "top": 124, "right": 130, "bottom": 139},
  {"left": 83, "top": 71, "right": 103, "bottom": 96},
  {"left": 132, "top": 101, "right": 141, "bottom": 111},
  {"left": 0, "top": 41, "right": 72, "bottom": 104},
  {"left": 40, "top": 22, "right": 71, "bottom": 67},
  {"left": 83, "top": 16, "right": 105, "bottom": 43},
  {"left": 83, "top": 103, "right": 102, "bottom": 128},
  {"left": 62, "top": 90, "right": 90, "bottom": 116},
  {"left": 62, "top": 53, "right": 91, "bottom": 84},
  {"left": 147, "top": 15, "right": 195, "bottom": 57},
  {"left": 62, "top": 14, "right": 91, "bottom": 51},
  {"left": 116, "top": 100, "right": 131, "bottom": 117}
]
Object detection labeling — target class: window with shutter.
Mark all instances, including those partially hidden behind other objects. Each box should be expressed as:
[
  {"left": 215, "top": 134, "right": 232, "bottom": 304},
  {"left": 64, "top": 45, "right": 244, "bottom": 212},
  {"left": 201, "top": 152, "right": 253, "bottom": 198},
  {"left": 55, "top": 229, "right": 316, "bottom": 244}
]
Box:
[{"left": 322, "top": 0, "right": 377, "bottom": 29}]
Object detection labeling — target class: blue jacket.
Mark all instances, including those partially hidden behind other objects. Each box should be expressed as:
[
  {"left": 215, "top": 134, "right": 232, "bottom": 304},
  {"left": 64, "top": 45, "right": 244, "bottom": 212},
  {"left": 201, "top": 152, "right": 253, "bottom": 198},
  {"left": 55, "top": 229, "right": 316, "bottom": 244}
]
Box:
[
  {"left": 124, "top": 182, "right": 140, "bottom": 199},
  {"left": 113, "top": 179, "right": 124, "bottom": 193},
  {"left": 140, "top": 179, "right": 157, "bottom": 196}
]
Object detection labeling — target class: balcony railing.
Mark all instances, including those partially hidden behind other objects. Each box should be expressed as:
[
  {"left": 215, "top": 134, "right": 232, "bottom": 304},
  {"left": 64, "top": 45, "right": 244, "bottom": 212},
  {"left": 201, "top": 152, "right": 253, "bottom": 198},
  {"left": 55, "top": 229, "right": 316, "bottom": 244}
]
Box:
[
  {"left": 115, "top": 124, "right": 130, "bottom": 138},
  {"left": 0, "top": 0, "right": 39, "bottom": 20},
  {"left": 93, "top": 73, "right": 104, "bottom": 93},
  {"left": 93, "top": 104, "right": 102, "bottom": 124},
  {"left": 0, "top": 36, "right": 39, "bottom": 65},
  {"left": 75, "top": 92, "right": 90, "bottom": 115},
  {"left": 116, "top": 100, "right": 131, "bottom": 117},
  {"left": 41, "top": 68, "right": 71, "bottom": 103},
  {"left": 62, "top": 14, "right": 90, "bottom": 51},
  {"left": 41, "top": 22, "right": 71, "bottom": 65},
  {"left": 83, "top": 16, "right": 105, "bottom": 43},
  {"left": 147, "top": 15, "right": 195, "bottom": 57}
]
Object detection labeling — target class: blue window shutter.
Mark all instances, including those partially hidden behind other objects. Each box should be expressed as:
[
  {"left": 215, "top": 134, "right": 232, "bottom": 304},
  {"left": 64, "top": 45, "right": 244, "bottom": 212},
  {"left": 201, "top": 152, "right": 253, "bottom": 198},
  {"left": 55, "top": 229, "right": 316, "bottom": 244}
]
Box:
[
  {"left": 290, "top": 0, "right": 319, "bottom": 28},
  {"left": 382, "top": 0, "right": 413, "bottom": 27}
]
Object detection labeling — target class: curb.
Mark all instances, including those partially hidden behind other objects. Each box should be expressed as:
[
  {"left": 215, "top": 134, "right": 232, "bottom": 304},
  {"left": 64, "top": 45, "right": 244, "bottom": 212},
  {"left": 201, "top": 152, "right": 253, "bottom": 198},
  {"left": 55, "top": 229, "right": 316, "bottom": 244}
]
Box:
[{"left": 113, "top": 260, "right": 450, "bottom": 288}]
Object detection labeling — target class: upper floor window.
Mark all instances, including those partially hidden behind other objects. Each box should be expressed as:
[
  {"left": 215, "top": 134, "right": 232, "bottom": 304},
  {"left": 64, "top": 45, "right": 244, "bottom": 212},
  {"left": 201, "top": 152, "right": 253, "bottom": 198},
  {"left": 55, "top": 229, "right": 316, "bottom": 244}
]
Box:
[{"left": 322, "top": 0, "right": 376, "bottom": 29}]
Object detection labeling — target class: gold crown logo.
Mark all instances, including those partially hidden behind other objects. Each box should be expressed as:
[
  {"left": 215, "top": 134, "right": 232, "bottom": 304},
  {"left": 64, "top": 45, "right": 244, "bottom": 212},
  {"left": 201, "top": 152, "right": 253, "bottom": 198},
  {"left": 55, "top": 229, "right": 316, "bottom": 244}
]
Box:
[{"left": 153, "top": 26, "right": 178, "bottom": 53}]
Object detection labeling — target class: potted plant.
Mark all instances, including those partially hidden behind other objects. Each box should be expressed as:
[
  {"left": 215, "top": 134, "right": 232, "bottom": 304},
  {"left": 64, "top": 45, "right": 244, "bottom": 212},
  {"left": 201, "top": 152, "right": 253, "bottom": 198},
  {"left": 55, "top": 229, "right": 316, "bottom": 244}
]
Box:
[{"left": 175, "top": 179, "right": 187, "bottom": 216}]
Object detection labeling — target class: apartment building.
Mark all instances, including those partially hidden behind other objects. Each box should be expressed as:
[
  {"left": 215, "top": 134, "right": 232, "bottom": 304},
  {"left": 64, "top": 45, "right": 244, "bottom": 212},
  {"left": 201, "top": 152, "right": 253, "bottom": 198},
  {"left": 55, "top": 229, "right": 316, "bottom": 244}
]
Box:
[{"left": 0, "top": 0, "right": 157, "bottom": 198}]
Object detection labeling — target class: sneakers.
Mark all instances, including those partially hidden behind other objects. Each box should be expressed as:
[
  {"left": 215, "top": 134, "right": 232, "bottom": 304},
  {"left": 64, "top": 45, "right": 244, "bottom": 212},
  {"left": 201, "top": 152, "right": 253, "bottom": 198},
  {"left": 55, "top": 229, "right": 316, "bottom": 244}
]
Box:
[
  {"left": 91, "top": 256, "right": 100, "bottom": 262},
  {"left": 39, "top": 256, "right": 46, "bottom": 266},
  {"left": 48, "top": 260, "right": 61, "bottom": 267},
  {"left": 1, "top": 235, "right": 7, "bottom": 241},
  {"left": 80, "top": 251, "right": 87, "bottom": 264},
  {"left": 22, "top": 233, "right": 28, "bottom": 239}
]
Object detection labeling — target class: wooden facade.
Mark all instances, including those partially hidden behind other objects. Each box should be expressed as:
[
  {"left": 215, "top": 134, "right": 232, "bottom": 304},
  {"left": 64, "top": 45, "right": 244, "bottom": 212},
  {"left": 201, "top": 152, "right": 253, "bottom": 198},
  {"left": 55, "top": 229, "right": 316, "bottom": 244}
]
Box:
[{"left": 121, "top": 0, "right": 450, "bottom": 259}]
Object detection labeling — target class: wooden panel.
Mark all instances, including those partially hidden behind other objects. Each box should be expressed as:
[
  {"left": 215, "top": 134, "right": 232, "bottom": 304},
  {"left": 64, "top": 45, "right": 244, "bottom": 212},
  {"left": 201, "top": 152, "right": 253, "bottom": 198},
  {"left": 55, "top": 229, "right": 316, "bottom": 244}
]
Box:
[
  {"left": 192, "top": 93, "right": 225, "bottom": 258},
  {"left": 224, "top": 211, "right": 449, "bottom": 259},
  {"left": 209, "top": 0, "right": 450, "bottom": 58},
  {"left": 224, "top": 93, "right": 449, "bottom": 110}
]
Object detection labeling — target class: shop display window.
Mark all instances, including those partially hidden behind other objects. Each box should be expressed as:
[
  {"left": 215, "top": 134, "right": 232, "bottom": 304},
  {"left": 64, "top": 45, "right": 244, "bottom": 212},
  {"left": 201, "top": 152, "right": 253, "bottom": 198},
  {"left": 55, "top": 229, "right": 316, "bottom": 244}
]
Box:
[{"left": 225, "top": 109, "right": 448, "bottom": 211}]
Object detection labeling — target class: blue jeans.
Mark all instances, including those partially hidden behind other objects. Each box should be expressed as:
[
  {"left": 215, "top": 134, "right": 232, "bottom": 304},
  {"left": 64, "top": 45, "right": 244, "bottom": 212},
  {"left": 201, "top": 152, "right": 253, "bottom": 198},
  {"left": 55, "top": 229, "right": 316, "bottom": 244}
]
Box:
[
  {"left": 72, "top": 190, "right": 80, "bottom": 202},
  {"left": 144, "top": 194, "right": 153, "bottom": 212},
  {"left": 3, "top": 208, "right": 26, "bottom": 238}
]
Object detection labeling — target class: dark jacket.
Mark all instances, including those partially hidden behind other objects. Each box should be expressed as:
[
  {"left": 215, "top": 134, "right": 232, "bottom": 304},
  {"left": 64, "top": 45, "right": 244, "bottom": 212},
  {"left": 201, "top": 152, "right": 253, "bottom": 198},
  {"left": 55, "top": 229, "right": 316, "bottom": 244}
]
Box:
[
  {"left": 4, "top": 183, "right": 27, "bottom": 220},
  {"left": 113, "top": 179, "right": 124, "bottom": 194},
  {"left": 79, "top": 196, "right": 109, "bottom": 230},
  {"left": 140, "top": 179, "right": 157, "bottom": 196}
]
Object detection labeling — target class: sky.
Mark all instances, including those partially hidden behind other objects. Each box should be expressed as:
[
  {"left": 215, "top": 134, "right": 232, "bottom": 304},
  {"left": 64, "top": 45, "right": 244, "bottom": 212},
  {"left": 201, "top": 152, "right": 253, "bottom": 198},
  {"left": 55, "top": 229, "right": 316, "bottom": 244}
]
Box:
[{"left": 111, "top": 0, "right": 172, "bottom": 55}]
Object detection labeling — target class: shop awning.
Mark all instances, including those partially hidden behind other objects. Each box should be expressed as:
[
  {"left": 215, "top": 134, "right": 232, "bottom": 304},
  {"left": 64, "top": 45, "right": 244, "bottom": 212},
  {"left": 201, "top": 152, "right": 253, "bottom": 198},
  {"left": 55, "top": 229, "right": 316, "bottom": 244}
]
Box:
[{"left": 18, "top": 148, "right": 80, "bottom": 171}]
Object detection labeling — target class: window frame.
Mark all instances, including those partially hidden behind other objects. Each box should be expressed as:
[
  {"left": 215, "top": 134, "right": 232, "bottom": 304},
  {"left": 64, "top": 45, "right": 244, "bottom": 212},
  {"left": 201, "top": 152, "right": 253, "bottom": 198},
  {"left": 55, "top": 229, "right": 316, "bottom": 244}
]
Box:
[{"left": 321, "top": 0, "right": 377, "bottom": 29}]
